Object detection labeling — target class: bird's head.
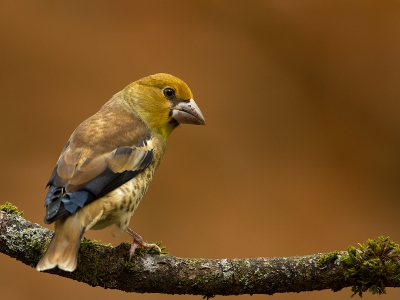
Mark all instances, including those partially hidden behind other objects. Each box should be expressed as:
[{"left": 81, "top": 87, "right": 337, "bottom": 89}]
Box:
[{"left": 124, "top": 73, "right": 206, "bottom": 140}]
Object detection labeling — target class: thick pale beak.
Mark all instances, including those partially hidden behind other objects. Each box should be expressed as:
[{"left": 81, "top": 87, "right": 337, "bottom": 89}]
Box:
[{"left": 171, "top": 99, "right": 206, "bottom": 125}]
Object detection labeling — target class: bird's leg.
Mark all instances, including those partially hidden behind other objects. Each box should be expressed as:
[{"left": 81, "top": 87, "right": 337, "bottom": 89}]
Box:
[{"left": 126, "top": 227, "right": 162, "bottom": 260}]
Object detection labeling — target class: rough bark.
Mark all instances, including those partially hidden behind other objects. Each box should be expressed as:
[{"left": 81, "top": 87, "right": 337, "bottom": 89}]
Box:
[{"left": 1, "top": 210, "right": 399, "bottom": 297}]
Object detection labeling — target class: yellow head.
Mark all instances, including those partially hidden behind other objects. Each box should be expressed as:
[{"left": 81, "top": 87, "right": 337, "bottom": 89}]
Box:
[{"left": 124, "top": 73, "right": 205, "bottom": 140}]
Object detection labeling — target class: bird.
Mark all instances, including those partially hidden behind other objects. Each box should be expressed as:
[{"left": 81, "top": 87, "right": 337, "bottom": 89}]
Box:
[{"left": 36, "top": 73, "right": 206, "bottom": 272}]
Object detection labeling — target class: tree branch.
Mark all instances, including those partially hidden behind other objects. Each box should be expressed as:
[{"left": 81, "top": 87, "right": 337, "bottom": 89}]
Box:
[{"left": 1, "top": 205, "right": 400, "bottom": 297}]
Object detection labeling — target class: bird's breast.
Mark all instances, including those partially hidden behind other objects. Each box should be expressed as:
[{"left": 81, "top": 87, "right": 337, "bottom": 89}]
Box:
[{"left": 88, "top": 136, "right": 165, "bottom": 235}]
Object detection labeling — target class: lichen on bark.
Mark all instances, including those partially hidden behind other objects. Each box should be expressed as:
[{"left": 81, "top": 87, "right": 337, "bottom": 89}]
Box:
[{"left": 2, "top": 203, "right": 400, "bottom": 297}]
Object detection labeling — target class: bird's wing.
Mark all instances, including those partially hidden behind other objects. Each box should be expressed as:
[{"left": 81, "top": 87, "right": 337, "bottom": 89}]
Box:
[{"left": 44, "top": 108, "right": 154, "bottom": 224}]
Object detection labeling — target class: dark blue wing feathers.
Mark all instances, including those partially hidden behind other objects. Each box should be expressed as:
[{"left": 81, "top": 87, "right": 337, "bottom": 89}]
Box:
[{"left": 44, "top": 149, "right": 153, "bottom": 224}]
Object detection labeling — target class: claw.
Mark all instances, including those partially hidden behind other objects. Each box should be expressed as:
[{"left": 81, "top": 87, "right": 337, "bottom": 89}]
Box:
[{"left": 126, "top": 227, "right": 161, "bottom": 260}]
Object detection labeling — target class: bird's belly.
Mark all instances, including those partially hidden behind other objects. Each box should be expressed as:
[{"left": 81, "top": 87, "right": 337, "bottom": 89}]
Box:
[{"left": 89, "top": 169, "right": 154, "bottom": 235}]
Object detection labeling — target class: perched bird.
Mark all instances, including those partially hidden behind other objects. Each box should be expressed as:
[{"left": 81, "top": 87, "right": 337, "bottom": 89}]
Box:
[{"left": 36, "top": 73, "right": 205, "bottom": 272}]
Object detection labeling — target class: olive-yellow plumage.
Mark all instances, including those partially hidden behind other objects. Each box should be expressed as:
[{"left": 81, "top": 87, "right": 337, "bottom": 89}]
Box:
[{"left": 36, "top": 73, "right": 205, "bottom": 272}]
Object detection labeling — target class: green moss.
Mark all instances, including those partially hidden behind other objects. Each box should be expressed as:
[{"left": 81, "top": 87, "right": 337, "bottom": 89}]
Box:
[
  {"left": 341, "top": 236, "right": 400, "bottom": 297},
  {"left": 73, "top": 238, "right": 108, "bottom": 285},
  {"left": 318, "top": 251, "right": 340, "bottom": 268},
  {"left": 0, "top": 202, "right": 23, "bottom": 215},
  {"left": 134, "top": 241, "right": 167, "bottom": 256},
  {"left": 189, "top": 259, "right": 202, "bottom": 270},
  {"left": 27, "top": 239, "right": 46, "bottom": 262},
  {"left": 124, "top": 260, "right": 136, "bottom": 271},
  {"left": 124, "top": 241, "right": 167, "bottom": 271}
]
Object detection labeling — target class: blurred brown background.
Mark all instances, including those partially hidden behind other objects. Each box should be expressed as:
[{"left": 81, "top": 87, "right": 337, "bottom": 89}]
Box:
[{"left": 1, "top": 1, "right": 400, "bottom": 299}]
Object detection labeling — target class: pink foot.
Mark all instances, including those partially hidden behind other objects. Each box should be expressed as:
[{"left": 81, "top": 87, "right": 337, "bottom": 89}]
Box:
[{"left": 126, "top": 227, "right": 161, "bottom": 260}]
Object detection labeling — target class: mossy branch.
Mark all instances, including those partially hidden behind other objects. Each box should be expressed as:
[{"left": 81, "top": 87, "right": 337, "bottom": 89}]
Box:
[{"left": 1, "top": 203, "right": 400, "bottom": 298}]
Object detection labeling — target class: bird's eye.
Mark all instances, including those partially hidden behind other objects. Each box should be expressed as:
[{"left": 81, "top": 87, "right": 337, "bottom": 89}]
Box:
[{"left": 163, "top": 88, "right": 175, "bottom": 99}]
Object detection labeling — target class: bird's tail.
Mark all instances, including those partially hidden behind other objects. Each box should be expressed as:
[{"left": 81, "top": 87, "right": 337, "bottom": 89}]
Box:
[{"left": 36, "top": 215, "right": 85, "bottom": 272}]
